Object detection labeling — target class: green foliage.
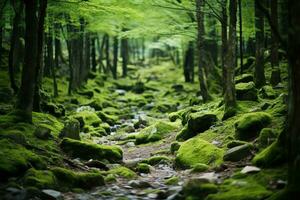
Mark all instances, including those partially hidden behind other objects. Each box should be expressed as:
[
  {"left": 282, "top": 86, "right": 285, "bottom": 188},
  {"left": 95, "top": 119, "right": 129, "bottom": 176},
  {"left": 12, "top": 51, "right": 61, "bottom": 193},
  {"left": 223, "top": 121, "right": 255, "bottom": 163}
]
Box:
[
  {"left": 141, "top": 155, "right": 172, "bottom": 166},
  {"left": 23, "top": 169, "right": 58, "bottom": 189}
]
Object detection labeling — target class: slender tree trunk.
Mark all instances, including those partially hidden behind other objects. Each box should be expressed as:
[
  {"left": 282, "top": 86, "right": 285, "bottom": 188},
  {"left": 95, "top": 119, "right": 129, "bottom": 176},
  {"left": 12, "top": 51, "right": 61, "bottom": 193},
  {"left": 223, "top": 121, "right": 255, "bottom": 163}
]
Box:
[
  {"left": 196, "top": 0, "right": 210, "bottom": 102},
  {"left": 105, "top": 34, "right": 111, "bottom": 74},
  {"left": 0, "top": 26, "right": 2, "bottom": 69},
  {"left": 91, "top": 37, "right": 97, "bottom": 72},
  {"left": 54, "top": 23, "right": 60, "bottom": 97},
  {"left": 221, "top": 0, "right": 228, "bottom": 94},
  {"left": 84, "top": 32, "right": 90, "bottom": 81},
  {"left": 97, "top": 35, "right": 106, "bottom": 73},
  {"left": 16, "top": 0, "right": 39, "bottom": 122},
  {"left": 8, "top": 0, "right": 23, "bottom": 94},
  {"left": 47, "top": 27, "right": 58, "bottom": 97},
  {"left": 112, "top": 36, "right": 119, "bottom": 79},
  {"left": 121, "top": 36, "right": 128, "bottom": 77},
  {"left": 224, "top": 0, "right": 237, "bottom": 118},
  {"left": 287, "top": 0, "right": 300, "bottom": 197},
  {"left": 142, "top": 38, "right": 145, "bottom": 62},
  {"left": 254, "top": 0, "right": 266, "bottom": 88},
  {"left": 183, "top": 41, "right": 194, "bottom": 83},
  {"left": 270, "top": 0, "right": 281, "bottom": 86},
  {"left": 238, "top": 0, "right": 244, "bottom": 74}
]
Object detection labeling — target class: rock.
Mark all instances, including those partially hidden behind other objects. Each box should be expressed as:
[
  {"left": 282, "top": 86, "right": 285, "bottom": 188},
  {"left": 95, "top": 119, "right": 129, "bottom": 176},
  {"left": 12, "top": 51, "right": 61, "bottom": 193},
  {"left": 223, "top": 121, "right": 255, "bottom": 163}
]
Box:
[
  {"left": 133, "top": 115, "right": 148, "bottom": 129},
  {"left": 34, "top": 126, "right": 52, "bottom": 140},
  {"left": 41, "top": 102, "right": 65, "bottom": 117},
  {"left": 128, "top": 180, "right": 152, "bottom": 188},
  {"left": 171, "top": 84, "right": 184, "bottom": 92},
  {"left": 223, "top": 144, "right": 254, "bottom": 162},
  {"left": 124, "top": 158, "right": 143, "bottom": 168},
  {"left": 259, "top": 85, "right": 277, "bottom": 99},
  {"left": 165, "top": 176, "right": 179, "bottom": 185},
  {"left": 23, "top": 168, "right": 58, "bottom": 189},
  {"left": 235, "top": 74, "right": 254, "bottom": 84},
  {"left": 241, "top": 166, "right": 261, "bottom": 174},
  {"left": 132, "top": 81, "right": 145, "bottom": 94},
  {"left": 85, "top": 160, "right": 109, "bottom": 170},
  {"left": 0, "top": 130, "right": 27, "bottom": 145},
  {"left": 4, "top": 187, "right": 27, "bottom": 200},
  {"left": 78, "top": 90, "right": 94, "bottom": 98},
  {"left": 96, "top": 111, "right": 118, "bottom": 126},
  {"left": 59, "top": 118, "right": 80, "bottom": 140},
  {"left": 226, "top": 140, "right": 248, "bottom": 148},
  {"left": 198, "top": 172, "right": 220, "bottom": 183},
  {"left": 115, "top": 89, "right": 126, "bottom": 96},
  {"left": 60, "top": 138, "right": 123, "bottom": 162},
  {"left": 176, "top": 112, "right": 217, "bottom": 141},
  {"left": 191, "top": 163, "right": 209, "bottom": 173},
  {"left": 136, "top": 163, "right": 151, "bottom": 173},
  {"left": 258, "top": 128, "right": 278, "bottom": 148},
  {"left": 235, "top": 112, "right": 272, "bottom": 140},
  {"left": 141, "top": 156, "right": 171, "bottom": 166},
  {"left": 170, "top": 141, "right": 181, "bottom": 153},
  {"left": 236, "top": 82, "right": 258, "bottom": 101},
  {"left": 85, "top": 100, "right": 103, "bottom": 111},
  {"left": 181, "top": 178, "right": 218, "bottom": 199},
  {"left": 175, "top": 138, "right": 224, "bottom": 169}
]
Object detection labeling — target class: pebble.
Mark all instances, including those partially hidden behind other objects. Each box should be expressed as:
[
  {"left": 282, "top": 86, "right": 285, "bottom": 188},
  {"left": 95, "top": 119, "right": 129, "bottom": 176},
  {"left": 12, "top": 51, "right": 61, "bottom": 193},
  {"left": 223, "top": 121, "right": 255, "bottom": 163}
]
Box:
[
  {"left": 42, "top": 189, "right": 63, "bottom": 200},
  {"left": 241, "top": 166, "right": 261, "bottom": 174}
]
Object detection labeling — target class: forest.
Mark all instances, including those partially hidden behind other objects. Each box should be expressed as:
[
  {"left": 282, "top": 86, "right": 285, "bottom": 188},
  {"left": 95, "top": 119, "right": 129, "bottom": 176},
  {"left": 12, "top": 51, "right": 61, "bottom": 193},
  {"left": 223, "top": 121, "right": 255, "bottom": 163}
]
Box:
[{"left": 0, "top": 0, "right": 299, "bottom": 199}]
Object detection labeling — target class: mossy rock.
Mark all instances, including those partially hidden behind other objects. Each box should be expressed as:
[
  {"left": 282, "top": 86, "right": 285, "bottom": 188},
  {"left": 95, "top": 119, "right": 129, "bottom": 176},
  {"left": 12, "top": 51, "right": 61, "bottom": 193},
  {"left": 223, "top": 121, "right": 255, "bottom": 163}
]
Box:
[
  {"left": 135, "top": 121, "right": 178, "bottom": 145},
  {"left": 136, "top": 163, "right": 151, "bottom": 174},
  {"left": 259, "top": 86, "right": 277, "bottom": 99},
  {"left": 72, "top": 111, "right": 102, "bottom": 128},
  {"left": 0, "top": 139, "right": 46, "bottom": 181},
  {"left": 107, "top": 166, "right": 136, "bottom": 179},
  {"left": 182, "top": 179, "right": 218, "bottom": 200},
  {"left": 41, "top": 102, "right": 65, "bottom": 117},
  {"left": 223, "top": 144, "right": 254, "bottom": 162},
  {"left": 236, "top": 82, "right": 258, "bottom": 101},
  {"left": 235, "top": 112, "right": 272, "bottom": 141},
  {"left": 96, "top": 111, "right": 118, "bottom": 126},
  {"left": 51, "top": 167, "right": 104, "bottom": 190},
  {"left": 60, "top": 138, "right": 123, "bottom": 163},
  {"left": 170, "top": 141, "right": 181, "bottom": 153},
  {"left": 165, "top": 176, "right": 179, "bottom": 185},
  {"left": 0, "top": 130, "right": 27, "bottom": 145},
  {"left": 252, "top": 140, "right": 285, "bottom": 167},
  {"left": 23, "top": 168, "right": 58, "bottom": 189},
  {"left": 175, "top": 137, "right": 224, "bottom": 169},
  {"left": 235, "top": 74, "right": 254, "bottom": 84},
  {"left": 191, "top": 163, "right": 210, "bottom": 173},
  {"left": 176, "top": 112, "right": 217, "bottom": 141},
  {"left": 141, "top": 156, "right": 171, "bottom": 166},
  {"left": 258, "top": 128, "right": 278, "bottom": 148},
  {"left": 226, "top": 140, "right": 248, "bottom": 149},
  {"left": 59, "top": 118, "right": 80, "bottom": 140},
  {"left": 168, "top": 112, "right": 181, "bottom": 122}
]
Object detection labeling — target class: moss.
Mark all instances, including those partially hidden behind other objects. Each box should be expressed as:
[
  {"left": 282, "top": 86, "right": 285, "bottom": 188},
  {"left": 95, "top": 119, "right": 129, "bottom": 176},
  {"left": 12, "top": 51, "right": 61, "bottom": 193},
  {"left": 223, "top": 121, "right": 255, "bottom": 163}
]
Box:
[
  {"left": 96, "top": 111, "right": 118, "bottom": 126},
  {"left": 0, "top": 139, "right": 45, "bottom": 180},
  {"left": 72, "top": 111, "right": 102, "bottom": 128},
  {"left": 23, "top": 168, "right": 58, "bottom": 189},
  {"left": 182, "top": 180, "right": 218, "bottom": 200},
  {"left": 135, "top": 121, "right": 178, "bottom": 145},
  {"left": 236, "top": 82, "right": 258, "bottom": 101},
  {"left": 191, "top": 163, "right": 209, "bottom": 173},
  {"left": 0, "top": 130, "right": 27, "bottom": 145},
  {"left": 168, "top": 112, "right": 181, "bottom": 122},
  {"left": 32, "top": 112, "right": 63, "bottom": 136},
  {"left": 60, "top": 138, "right": 123, "bottom": 162},
  {"left": 165, "top": 176, "right": 179, "bottom": 185},
  {"left": 235, "top": 112, "right": 272, "bottom": 140},
  {"left": 104, "top": 174, "right": 117, "bottom": 182},
  {"left": 175, "top": 137, "right": 224, "bottom": 169},
  {"left": 170, "top": 141, "right": 181, "bottom": 153},
  {"left": 107, "top": 166, "right": 137, "bottom": 179},
  {"left": 141, "top": 155, "right": 171, "bottom": 166},
  {"left": 51, "top": 167, "right": 104, "bottom": 190},
  {"left": 226, "top": 140, "right": 248, "bottom": 148},
  {"left": 235, "top": 74, "right": 254, "bottom": 84},
  {"left": 252, "top": 140, "right": 285, "bottom": 167},
  {"left": 136, "top": 163, "right": 151, "bottom": 173},
  {"left": 258, "top": 128, "right": 278, "bottom": 148},
  {"left": 259, "top": 86, "right": 277, "bottom": 99}
]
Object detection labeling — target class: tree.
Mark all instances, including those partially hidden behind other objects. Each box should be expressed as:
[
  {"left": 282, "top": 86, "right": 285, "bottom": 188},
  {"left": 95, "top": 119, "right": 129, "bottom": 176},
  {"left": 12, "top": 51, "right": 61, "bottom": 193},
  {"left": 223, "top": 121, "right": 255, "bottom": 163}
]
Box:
[
  {"left": 112, "top": 36, "right": 119, "bottom": 79},
  {"left": 195, "top": 0, "right": 210, "bottom": 102},
  {"left": 16, "top": 0, "right": 39, "bottom": 122},
  {"left": 254, "top": 0, "right": 266, "bottom": 88},
  {"left": 121, "top": 35, "right": 129, "bottom": 78},
  {"left": 223, "top": 0, "right": 237, "bottom": 119},
  {"left": 238, "top": 0, "right": 244, "bottom": 73}
]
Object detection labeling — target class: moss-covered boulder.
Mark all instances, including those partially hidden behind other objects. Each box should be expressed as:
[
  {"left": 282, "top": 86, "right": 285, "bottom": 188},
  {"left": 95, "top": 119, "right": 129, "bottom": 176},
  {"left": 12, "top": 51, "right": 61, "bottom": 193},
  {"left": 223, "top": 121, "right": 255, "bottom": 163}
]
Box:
[
  {"left": 223, "top": 144, "right": 254, "bottom": 162},
  {"left": 181, "top": 179, "right": 218, "bottom": 200},
  {"left": 96, "top": 111, "right": 118, "bottom": 126},
  {"left": 252, "top": 140, "right": 285, "bottom": 167},
  {"left": 175, "top": 137, "right": 224, "bottom": 169},
  {"left": 0, "top": 130, "right": 27, "bottom": 145},
  {"left": 170, "top": 141, "right": 181, "bottom": 153},
  {"left": 23, "top": 168, "right": 58, "bottom": 189},
  {"left": 191, "top": 163, "right": 210, "bottom": 173},
  {"left": 258, "top": 128, "right": 278, "bottom": 148},
  {"left": 136, "top": 163, "right": 151, "bottom": 174},
  {"left": 0, "top": 139, "right": 45, "bottom": 181},
  {"left": 235, "top": 74, "right": 254, "bottom": 84},
  {"left": 235, "top": 112, "right": 272, "bottom": 141},
  {"left": 60, "top": 138, "right": 123, "bottom": 163},
  {"left": 59, "top": 118, "right": 80, "bottom": 140},
  {"left": 135, "top": 121, "right": 178, "bottom": 145},
  {"left": 51, "top": 167, "right": 104, "bottom": 190},
  {"left": 73, "top": 111, "right": 102, "bottom": 128},
  {"left": 41, "top": 102, "right": 65, "bottom": 117},
  {"left": 259, "top": 85, "right": 277, "bottom": 99},
  {"left": 141, "top": 156, "right": 171, "bottom": 166},
  {"left": 236, "top": 82, "right": 258, "bottom": 101},
  {"left": 176, "top": 112, "right": 217, "bottom": 141},
  {"left": 107, "top": 166, "right": 136, "bottom": 179}
]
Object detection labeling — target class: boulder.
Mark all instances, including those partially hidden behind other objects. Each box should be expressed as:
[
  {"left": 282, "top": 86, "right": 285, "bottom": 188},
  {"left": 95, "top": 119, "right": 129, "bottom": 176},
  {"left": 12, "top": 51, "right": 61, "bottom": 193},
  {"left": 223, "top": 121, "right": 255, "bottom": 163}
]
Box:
[
  {"left": 60, "top": 138, "right": 123, "bottom": 162},
  {"left": 259, "top": 85, "right": 277, "bottom": 99},
  {"left": 171, "top": 84, "right": 184, "bottom": 92},
  {"left": 59, "top": 119, "right": 80, "bottom": 140},
  {"left": 78, "top": 90, "right": 94, "bottom": 98},
  {"left": 235, "top": 112, "right": 272, "bottom": 140},
  {"left": 235, "top": 74, "right": 254, "bottom": 84},
  {"left": 23, "top": 168, "right": 58, "bottom": 189},
  {"left": 41, "top": 190, "right": 63, "bottom": 200},
  {"left": 258, "top": 128, "right": 278, "bottom": 148},
  {"left": 223, "top": 144, "right": 254, "bottom": 162},
  {"left": 41, "top": 102, "right": 65, "bottom": 117},
  {"left": 175, "top": 138, "right": 224, "bottom": 169},
  {"left": 181, "top": 178, "right": 218, "bottom": 199},
  {"left": 176, "top": 113, "right": 217, "bottom": 141},
  {"left": 132, "top": 81, "right": 145, "bottom": 94},
  {"left": 236, "top": 82, "right": 258, "bottom": 101},
  {"left": 34, "top": 126, "right": 52, "bottom": 140}
]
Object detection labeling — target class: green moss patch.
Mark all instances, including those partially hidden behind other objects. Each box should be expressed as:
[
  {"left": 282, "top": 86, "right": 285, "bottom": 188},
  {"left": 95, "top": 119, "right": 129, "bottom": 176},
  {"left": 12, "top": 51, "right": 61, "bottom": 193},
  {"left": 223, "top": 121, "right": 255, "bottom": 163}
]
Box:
[
  {"left": 141, "top": 155, "right": 172, "bottom": 166},
  {"left": 23, "top": 168, "right": 58, "bottom": 189},
  {"left": 107, "top": 166, "right": 137, "bottom": 179},
  {"left": 136, "top": 163, "right": 151, "bottom": 173},
  {"left": 60, "top": 138, "right": 123, "bottom": 163},
  {"left": 175, "top": 137, "right": 224, "bottom": 169}
]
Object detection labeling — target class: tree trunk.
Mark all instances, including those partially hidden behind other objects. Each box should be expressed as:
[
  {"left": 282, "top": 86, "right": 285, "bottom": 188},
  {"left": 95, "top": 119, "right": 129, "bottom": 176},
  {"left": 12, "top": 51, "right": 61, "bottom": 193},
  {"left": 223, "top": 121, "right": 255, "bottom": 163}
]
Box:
[
  {"left": 84, "top": 32, "right": 90, "bottom": 81},
  {"left": 105, "top": 34, "right": 111, "bottom": 74},
  {"left": 112, "top": 36, "right": 119, "bottom": 79},
  {"left": 97, "top": 35, "right": 106, "bottom": 73},
  {"left": 0, "top": 26, "right": 2, "bottom": 69},
  {"left": 224, "top": 0, "right": 237, "bottom": 119},
  {"left": 195, "top": 0, "right": 210, "bottom": 102},
  {"left": 287, "top": 0, "right": 300, "bottom": 197},
  {"left": 47, "top": 27, "right": 57, "bottom": 97},
  {"left": 91, "top": 37, "right": 97, "bottom": 72},
  {"left": 183, "top": 41, "right": 194, "bottom": 83},
  {"left": 121, "top": 36, "right": 128, "bottom": 78},
  {"left": 254, "top": 0, "right": 266, "bottom": 88},
  {"left": 221, "top": 0, "right": 228, "bottom": 94},
  {"left": 238, "top": 0, "right": 244, "bottom": 74},
  {"left": 16, "top": 0, "right": 39, "bottom": 122},
  {"left": 8, "top": 0, "right": 23, "bottom": 94},
  {"left": 270, "top": 0, "right": 281, "bottom": 86}
]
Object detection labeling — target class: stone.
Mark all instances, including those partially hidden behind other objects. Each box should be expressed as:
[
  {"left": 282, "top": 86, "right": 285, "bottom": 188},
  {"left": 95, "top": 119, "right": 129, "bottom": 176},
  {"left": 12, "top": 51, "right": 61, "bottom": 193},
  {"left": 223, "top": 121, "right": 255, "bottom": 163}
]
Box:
[
  {"left": 128, "top": 180, "right": 152, "bottom": 188},
  {"left": 171, "top": 84, "right": 184, "bottom": 92},
  {"left": 236, "top": 82, "right": 258, "bottom": 101},
  {"left": 235, "top": 74, "right": 254, "bottom": 84},
  {"left": 85, "top": 160, "right": 109, "bottom": 170},
  {"left": 41, "top": 102, "right": 65, "bottom": 117},
  {"left": 181, "top": 178, "right": 218, "bottom": 199},
  {"left": 78, "top": 90, "right": 94, "bottom": 98},
  {"left": 241, "top": 166, "right": 261, "bottom": 174},
  {"left": 223, "top": 144, "right": 254, "bottom": 162},
  {"left": 59, "top": 119, "right": 80, "bottom": 140},
  {"left": 41, "top": 189, "right": 63, "bottom": 200},
  {"left": 259, "top": 85, "right": 277, "bottom": 99},
  {"left": 34, "top": 126, "right": 52, "bottom": 140}
]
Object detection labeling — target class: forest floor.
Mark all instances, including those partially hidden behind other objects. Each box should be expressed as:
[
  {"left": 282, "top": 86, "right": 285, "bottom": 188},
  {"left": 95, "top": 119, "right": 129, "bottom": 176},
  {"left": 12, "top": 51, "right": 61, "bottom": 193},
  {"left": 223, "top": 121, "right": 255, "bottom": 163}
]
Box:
[{"left": 0, "top": 61, "right": 289, "bottom": 200}]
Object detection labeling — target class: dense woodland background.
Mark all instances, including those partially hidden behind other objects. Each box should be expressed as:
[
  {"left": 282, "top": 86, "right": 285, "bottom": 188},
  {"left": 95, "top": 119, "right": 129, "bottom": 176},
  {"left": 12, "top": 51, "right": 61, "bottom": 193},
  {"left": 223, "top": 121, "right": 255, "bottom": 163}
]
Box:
[{"left": 0, "top": 0, "right": 300, "bottom": 199}]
